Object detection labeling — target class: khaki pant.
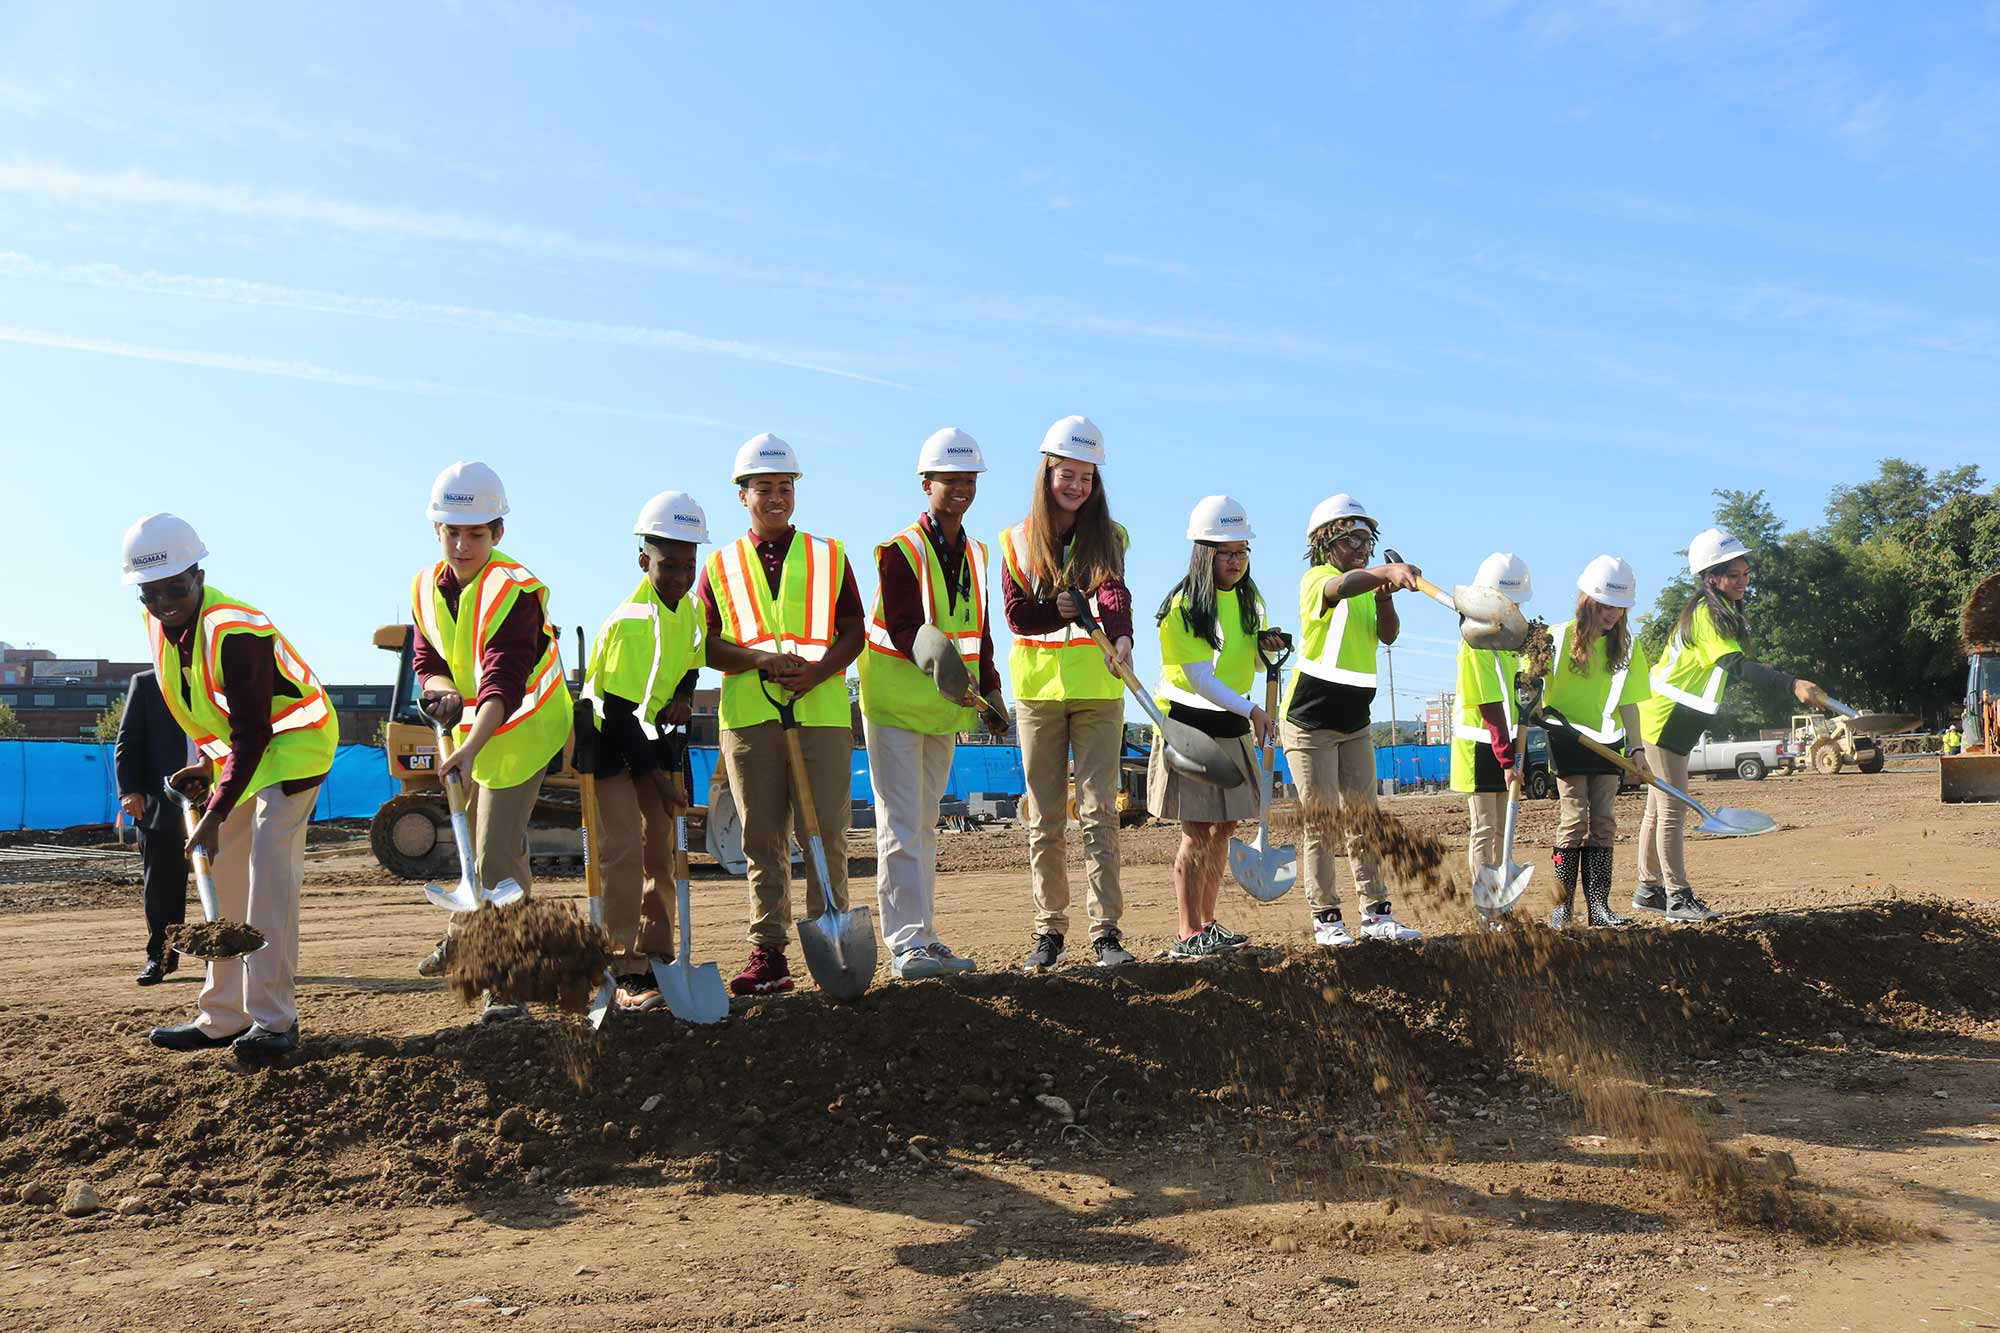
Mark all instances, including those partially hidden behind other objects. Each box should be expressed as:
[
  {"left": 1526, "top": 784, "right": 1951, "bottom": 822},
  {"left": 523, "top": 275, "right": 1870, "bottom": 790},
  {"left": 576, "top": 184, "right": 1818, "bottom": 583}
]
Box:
[
  {"left": 1636, "top": 743, "right": 1693, "bottom": 891},
  {"left": 1018, "top": 697, "right": 1124, "bottom": 940},
  {"left": 1465, "top": 791, "right": 1507, "bottom": 881},
  {"left": 593, "top": 771, "right": 676, "bottom": 960},
  {"left": 863, "top": 718, "right": 957, "bottom": 955},
  {"left": 722, "top": 722, "right": 851, "bottom": 949},
  {"left": 1278, "top": 720, "right": 1384, "bottom": 914},
  {"left": 195, "top": 784, "right": 313, "bottom": 1038},
  {"left": 1556, "top": 773, "right": 1620, "bottom": 848},
  {"left": 444, "top": 767, "right": 547, "bottom": 939}
]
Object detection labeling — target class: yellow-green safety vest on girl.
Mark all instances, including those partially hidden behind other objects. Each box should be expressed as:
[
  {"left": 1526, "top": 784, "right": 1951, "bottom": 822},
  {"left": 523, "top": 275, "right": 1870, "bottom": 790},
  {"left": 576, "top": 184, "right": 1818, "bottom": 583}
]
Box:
[
  {"left": 859, "top": 523, "right": 989, "bottom": 736},
  {"left": 705, "top": 531, "right": 852, "bottom": 730},
  {"left": 1154, "top": 588, "right": 1265, "bottom": 715},
  {"left": 145, "top": 584, "right": 338, "bottom": 795},
  {"left": 411, "top": 551, "right": 572, "bottom": 789},
  {"left": 1449, "top": 642, "right": 1518, "bottom": 793},
  {"left": 997, "top": 520, "right": 1131, "bottom": 703},
  {"left": 583, "top": 577, "right": 704, "bottom": 735},
  {"left": 1542, "top": 620, "right": 1653, "bottom": 745},
  {"left": 1638, "top": 601, "right": 1741, "bottom": 750},
  {"left": 1280, "top": 566, "right": 1379, "bottom": 714}
]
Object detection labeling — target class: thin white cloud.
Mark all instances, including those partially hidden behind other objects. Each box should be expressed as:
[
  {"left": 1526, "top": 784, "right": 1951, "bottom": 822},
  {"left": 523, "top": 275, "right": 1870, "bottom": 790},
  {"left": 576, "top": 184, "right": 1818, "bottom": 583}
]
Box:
[
  {"left": 1100, "top": 252, "right": 1196, "bottom": 279},
  {"left": 0, "top": 252, "right": 912, "bottom": 389},
  {"left": 1046, "top": 194, "right": 1077, "bottom": 211},
  {"left": 0, "top": 325, "right": 738, "bottom": 427},
  {"left": 0, "top": 159, "right": 784, "bottom": 282}
]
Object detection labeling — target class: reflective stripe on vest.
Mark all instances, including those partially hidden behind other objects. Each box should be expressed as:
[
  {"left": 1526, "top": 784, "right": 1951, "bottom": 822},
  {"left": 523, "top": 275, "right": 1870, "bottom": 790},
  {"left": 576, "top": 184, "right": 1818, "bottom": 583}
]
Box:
[
  {"left": 1297, "top": 595, "right": 1377, "bottom": 688},
  {"left": 863, "top": 526, "right": 986, "bottom": 664},
  {"left": 1550, "top": 620, "right": 1629, "bottom": 744},
  {"left": 997, "top": 523, "right": 1100, "bottom": 651},
  {"left": 1650, "top": 634, "right": 1725, "bottom": 713},
  {"left": 583, "top": 602, "right": 664, "bottom": 736},
  {"left": 712, "top": 535, "right": 839, "bottom": 660}
]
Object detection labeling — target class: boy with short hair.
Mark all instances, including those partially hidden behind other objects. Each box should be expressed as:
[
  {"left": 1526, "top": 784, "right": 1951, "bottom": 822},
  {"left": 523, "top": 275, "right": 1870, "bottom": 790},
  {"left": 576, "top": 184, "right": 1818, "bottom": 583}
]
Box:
[{"left": 582, "top": 491, "right": 709, "bottom": 1008}]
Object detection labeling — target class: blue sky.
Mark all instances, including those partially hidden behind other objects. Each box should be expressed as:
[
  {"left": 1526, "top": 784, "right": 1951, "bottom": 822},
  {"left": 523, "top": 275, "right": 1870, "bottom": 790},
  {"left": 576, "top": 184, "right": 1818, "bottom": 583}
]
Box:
[{"left": 3, "top": 1, "right": 1996, "bottom": 718}]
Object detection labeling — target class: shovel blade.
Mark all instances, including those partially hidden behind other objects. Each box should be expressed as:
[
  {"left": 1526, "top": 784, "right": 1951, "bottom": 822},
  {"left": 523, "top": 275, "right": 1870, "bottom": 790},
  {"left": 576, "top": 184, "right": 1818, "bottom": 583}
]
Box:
[
  {"left": 587, "top": 971, "right": 617, "bottom": 1030},
  {"left": 797, "top": 904, "right": 877, "bottom": 1002},
  {"left": 1228, "top": 837, "right": 1299, "bottom": 902},
  {"left": 911, "top": 624, "right": 973, "bottom": 702},
  {"left": 1473, "top": 862, "right": 1534, "bottom": 917},
  {"left": 1699, "top": 808, "right": 1777, "bottom": 837},
  {"left": 654, "top": 957, "right": 729, "bottom": 1025},
  {"left": 174, "top": 938, "right": 270, "bottom": 963},
  {"left": 424, "top": 879, "right": 480, "bottom": 913},
  {"left": 484, "top": 877, "right": 525, "bottom": 909},
  {"left": 1158, "top": 721, "right": 1249, "bottom": 789},
  {"left": 1449, "top": 584, "right": 1531, "bottom": 651}
]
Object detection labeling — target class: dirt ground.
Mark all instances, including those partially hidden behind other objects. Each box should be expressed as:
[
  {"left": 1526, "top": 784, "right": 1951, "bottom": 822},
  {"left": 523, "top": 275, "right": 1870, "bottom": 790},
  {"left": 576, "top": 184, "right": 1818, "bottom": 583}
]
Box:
[{"left": 3, "top": 765, "right": 1998, "bottom": 1332}]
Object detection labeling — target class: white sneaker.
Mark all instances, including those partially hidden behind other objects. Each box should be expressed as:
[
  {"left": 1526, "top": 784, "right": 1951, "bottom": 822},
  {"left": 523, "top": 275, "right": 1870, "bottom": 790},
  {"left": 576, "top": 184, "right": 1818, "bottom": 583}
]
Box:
[
  {"left": 924, "top": 941, "right": 977, "bottom": 974},
  {"left": 1313, "top": 915, "right": 1358, "bottom": 949},
  {"left": 1358, "top": 910, "right": 1422, "bottom": 943},
  {"left": 891, "top": 948, "right": 947, "bottom": 980}
]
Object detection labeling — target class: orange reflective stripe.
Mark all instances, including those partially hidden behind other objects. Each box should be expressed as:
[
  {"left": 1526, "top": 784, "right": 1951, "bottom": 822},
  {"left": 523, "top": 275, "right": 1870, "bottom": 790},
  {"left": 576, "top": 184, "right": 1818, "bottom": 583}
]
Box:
[{"left": 714, "top": 540, "right": 772, "bottom": 649}]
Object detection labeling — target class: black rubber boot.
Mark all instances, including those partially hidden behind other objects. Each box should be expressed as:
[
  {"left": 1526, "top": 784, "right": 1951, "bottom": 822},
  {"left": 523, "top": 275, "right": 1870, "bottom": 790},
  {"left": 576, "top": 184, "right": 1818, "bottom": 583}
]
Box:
[
  {"left": 1583, "top": 848, "right": 1631, "bottom": 927},
  {"left": 1549, "top": 848, "right": 1580, "bottom": 928}
]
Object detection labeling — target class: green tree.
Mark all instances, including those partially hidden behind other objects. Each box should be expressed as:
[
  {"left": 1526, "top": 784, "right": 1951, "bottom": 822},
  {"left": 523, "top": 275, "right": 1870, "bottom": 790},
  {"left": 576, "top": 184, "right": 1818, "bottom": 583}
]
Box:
[
  {"left": 0, "top": 701, "right": 23, "bottom": 739},
  {"left": 92, "top": 695, "right": 126, "bottom": 743}
]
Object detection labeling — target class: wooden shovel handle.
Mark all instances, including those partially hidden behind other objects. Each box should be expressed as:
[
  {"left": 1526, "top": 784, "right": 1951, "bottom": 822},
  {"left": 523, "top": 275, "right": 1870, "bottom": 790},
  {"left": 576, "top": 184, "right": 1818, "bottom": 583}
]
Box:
[
  {"left": 1539, "top": 712, "right": 1645, "bottom": 780},
  {"left": 779, "top": 724, "right": 823, "bottom": 843},
  {"left": 577, "top": 770, "right": 604, "bottom": 904},
  {"left": 1410, "top": 574, "right": 1458, "bottom": 611}
]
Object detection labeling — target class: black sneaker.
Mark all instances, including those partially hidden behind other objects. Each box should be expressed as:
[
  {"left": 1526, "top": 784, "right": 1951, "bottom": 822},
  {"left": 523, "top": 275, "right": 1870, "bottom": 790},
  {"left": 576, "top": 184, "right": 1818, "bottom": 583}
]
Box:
[
  {"left": 1664, "top": 890, "right": 1718, "bottom": 923},
  {"left": 1206, "top": 921, "right": 1247, "bottom": 947},
  {"left": 1631, "top": 884, "right": 1669, "bottom": 916},
  {"left": 232, "top": 1021, "right": 300, "bottom": 1059},
  {"left": 1092, "top": 934, "right": 1136, "bottom": 968},
  {"left": 1022, "top": 933, "right": 1065, "bottom": 974}
]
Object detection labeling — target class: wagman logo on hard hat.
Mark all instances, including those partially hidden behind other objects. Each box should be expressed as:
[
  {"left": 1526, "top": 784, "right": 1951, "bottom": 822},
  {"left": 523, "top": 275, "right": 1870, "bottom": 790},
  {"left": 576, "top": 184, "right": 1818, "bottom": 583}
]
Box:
[
  {"left": 946, "top": 444, "right": 977, "bottom": 459},
  {"left": 758, "top": 447, "right": 788, "bottom": 460},
  {"left": 442, "top": 491, "right": 476, "bottom": 506},
  {"left": 672, "top": 511, "right": 703, "bottom": 528},
  {"left": 131, "top": 550, "right": 169, "bottom": 569}
]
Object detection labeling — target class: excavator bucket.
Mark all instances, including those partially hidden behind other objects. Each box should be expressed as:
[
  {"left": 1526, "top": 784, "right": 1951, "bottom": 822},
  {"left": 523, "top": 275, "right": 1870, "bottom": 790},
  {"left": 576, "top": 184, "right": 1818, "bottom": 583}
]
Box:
[{"left": 1940, "top": 754, "right": 2000, "bottom": 804}]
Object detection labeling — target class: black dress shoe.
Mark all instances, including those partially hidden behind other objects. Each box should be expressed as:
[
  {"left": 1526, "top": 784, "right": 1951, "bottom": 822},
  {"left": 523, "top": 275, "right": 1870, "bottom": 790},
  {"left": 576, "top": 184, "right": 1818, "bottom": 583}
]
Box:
[
  {"left": 149, "top": 1022, "right": 242, "bottom": 1051},
  {"left": 232, "top": 1022, "right": 300, "bottom": 1058},
  {"left": 136, "top": 960, "right": 166, "bottom": 986}
]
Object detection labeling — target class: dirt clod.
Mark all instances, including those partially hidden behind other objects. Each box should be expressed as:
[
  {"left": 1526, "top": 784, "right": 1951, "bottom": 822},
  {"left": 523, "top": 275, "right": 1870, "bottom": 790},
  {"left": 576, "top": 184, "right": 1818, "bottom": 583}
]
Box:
[
  {"left": 165, "top": 919, "right": 266, "bottom": 958},
  {"left": 60, "top": 1181, "right": 101, "bottom": 1217},
  {"left": 447, "top": 900, "right": 613, "bottom": 1013}
]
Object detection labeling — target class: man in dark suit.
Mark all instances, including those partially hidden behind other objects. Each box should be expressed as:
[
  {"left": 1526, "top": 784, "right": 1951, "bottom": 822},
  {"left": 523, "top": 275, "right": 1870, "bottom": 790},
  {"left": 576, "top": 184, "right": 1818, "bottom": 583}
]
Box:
[{"left": 115, "top": 670, "right": 195, "bottom": 985}]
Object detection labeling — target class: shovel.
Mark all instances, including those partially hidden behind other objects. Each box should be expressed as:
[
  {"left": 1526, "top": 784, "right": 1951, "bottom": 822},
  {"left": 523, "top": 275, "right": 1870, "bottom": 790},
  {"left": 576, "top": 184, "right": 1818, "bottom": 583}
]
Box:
[
  {"left": 165, "top": 777, "right": 268, "bottom": 962},
  {"left": 568, "top": 702, "right": 620, "bottom": 1030},
  {"left": 1538, "top": 711, "right": 1776, "bottom": 836},
  {"left": 910, "top": 624, "right": 1011, "bottom": 730},
  {"left": 1067, "top": 595, "right": 1246, "bottom": 789},
  {"left": 649, "top": 729, "right": 730, "bottom": 1024},
  {"left": 1228, "top": 636, "right": 1298, "bottom": 901},
  {"left": 1383, "top": 549, "right": 1531, "bottom": 652},
  {"left": 1471, "top": 714, "right": 1535, "bottom": 920},
  {"left": 762, "top": 678, "right": 876, "bottom": 1001},
  {"left": 422, "top": 721, "right": 526, "bottom": 913}
]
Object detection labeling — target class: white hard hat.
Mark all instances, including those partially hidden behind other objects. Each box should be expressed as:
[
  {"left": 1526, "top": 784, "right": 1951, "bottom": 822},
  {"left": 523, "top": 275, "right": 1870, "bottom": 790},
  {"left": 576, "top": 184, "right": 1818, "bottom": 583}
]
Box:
[
  {"left": 1039, "top": 415, "right": 1106, "bottom": 466},
  {"left": 1473, "top": 551, "right": 1533, "bottom": 604},
  {"left": 1187, "top": 495, "right": 1255, "bottom": 543},
  {"left": 1688, "top": 526, "right": 1749, "bottom": 576},
  {"left": 120, "top": 513, "right": 208, "bottom": 586},
  {"left": 1307, "top": 493, "right": 1375, "bottom": 537},
  {"left": 732, "top": 432, "right": 801, "bottom": 483},
  {"left": 427, "top": 460, "right": 509, "bottom": 525},
  {"left": 633, "top": 490, "right": 710, "bottom": 544},
  {"left": 1577, "top": 555, "right": 1637, "bottom": 609},
  {"left": 917, "top": 427, "right": 987, "bottom": 475}
]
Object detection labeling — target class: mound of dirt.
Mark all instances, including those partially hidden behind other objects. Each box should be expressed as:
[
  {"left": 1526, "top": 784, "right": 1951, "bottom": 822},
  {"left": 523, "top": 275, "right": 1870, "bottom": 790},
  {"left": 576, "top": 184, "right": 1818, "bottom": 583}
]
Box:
[
  {"left": 3, "top": 901, "right": 1994, "bottom": 1241},
  {"left": 447, "top": 901, "right": 612, "bottom": 1012},
  {"left": 163, "top": 920, "right": 266, "bottom": 958}
]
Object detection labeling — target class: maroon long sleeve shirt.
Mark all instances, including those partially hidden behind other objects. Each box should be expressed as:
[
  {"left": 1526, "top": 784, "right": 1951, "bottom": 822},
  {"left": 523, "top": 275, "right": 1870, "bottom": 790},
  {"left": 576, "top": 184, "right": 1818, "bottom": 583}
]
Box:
[
  {"left": 410, "top": 564, "right": 546, "bottom": 718},
  {"left": 875, "top": 514, "right": 1003, "bottom": 697},
  {"left": 162, "top": 625, "right": 324, "bottom": 821},
  {"left": 1000, "top": 552, "right": 1133, "bottom": 643}
]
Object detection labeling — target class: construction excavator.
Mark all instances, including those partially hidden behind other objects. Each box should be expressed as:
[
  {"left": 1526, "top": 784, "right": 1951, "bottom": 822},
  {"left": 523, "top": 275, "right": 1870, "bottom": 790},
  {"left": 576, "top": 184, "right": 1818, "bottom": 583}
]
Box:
[
  {"left": 365, "top": 624, "right": 753, "bottom": 877},
  {"left": 1941, "top": 573, "right": 2000, "bottom": 805}
]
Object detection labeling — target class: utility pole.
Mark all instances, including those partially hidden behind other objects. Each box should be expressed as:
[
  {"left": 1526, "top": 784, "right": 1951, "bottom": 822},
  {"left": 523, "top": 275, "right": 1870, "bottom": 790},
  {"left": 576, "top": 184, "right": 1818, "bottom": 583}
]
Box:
[{"left": 1386, "top": 645, "right": 1398, "bottom": 794}]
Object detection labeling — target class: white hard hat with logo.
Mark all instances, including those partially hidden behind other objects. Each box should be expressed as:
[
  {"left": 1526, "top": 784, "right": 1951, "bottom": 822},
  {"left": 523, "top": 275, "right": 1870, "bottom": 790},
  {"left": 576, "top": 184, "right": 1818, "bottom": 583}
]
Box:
[
  {"left": 427, "top": 461, "right": 510, "bottom": 525},
  {"left": 1306, "top": 493, "right": 1376, "bottom": 537},
  {"left": 1688, "top": 527, "right": 1749, "bottom": 576},
  {"left": 1473, "top": 551, "right": 1533, "bottom": 604},
  {"left": 121, "top": 513, "right": 208, "bottom": 585},
  {"left": 1039, "top": 415, "right": 1106, "bottom": 466},
  {"left": 917, "top": 427, "right": 987, "bottom": 475},
  {"left": 1187, "top": 495, "right": 1255, "bottom": 543},
  {"left": 732, "top": 433, "right": 801, "bottom": 483},
  {"left": 634, "top": 491, "right": 711, "bottom": 544},
  {"left": 1577, "top": 555, "right": 1637, "bottom": 609}
]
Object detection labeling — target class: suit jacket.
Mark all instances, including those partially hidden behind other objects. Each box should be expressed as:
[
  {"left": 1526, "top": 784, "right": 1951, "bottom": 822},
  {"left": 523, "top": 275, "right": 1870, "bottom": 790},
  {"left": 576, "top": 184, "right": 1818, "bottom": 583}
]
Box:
[{"left": 115, "top": 670, "right": 193, "bottom": 831}]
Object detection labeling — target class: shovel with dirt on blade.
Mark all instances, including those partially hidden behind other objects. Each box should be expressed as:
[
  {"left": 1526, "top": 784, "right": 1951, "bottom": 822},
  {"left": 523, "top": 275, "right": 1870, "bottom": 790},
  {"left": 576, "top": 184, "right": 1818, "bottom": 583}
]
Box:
[
  {"left": 1383, "top": 548, "right": 1531, "bottom": 653},
  {"left": 1228, "top": 632, "right": 1299, "bottom": 902},
  {"left": 1066, "top": 594, "right": 1246, "bottom": 789},
  {"left": 420, "top": 719, "right": 525, "bottom": 914},
  {"left": 761, "top": 677, "right": 876, "bottom": 1001},
  {"left": 164, "top": 776, "right": 268, "bottom": 963}
]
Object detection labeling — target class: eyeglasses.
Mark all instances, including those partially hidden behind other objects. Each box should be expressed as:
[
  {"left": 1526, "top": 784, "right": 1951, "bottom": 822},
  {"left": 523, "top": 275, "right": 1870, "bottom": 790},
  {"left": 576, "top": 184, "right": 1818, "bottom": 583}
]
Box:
[{"left": 136, "top": 577, "right": 196, "bottom": 605}]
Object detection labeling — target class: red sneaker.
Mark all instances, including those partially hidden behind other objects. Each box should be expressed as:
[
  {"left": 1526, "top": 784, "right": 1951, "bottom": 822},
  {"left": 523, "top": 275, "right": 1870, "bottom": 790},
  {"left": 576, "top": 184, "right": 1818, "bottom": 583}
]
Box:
[{"left": 729, "top": 945, "right": 794, "bottom": 996}]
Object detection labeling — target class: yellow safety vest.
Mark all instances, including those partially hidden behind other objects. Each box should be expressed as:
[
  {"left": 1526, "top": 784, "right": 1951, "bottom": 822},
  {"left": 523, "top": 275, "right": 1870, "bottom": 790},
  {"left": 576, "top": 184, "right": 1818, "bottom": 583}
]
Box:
[
  {"left": 1638, "top": 602, "right": 1741, "bottom": 749},
  {"left": 583, "top": 577, "right": 704, "bottom": 736},
  {"left": 859, "top": 522, "right": 989, "bottom": 736},
  {"left": 997, "top": 519, "right": 1129, "bottom": 703},
  {"left": 411, "top": 551, "right": 572, "bottom": 789},
  {"left": 1542, "top": 620, "right": 1652, "bottom": 745},
  {"left": 145, "top": 584, "right": 338, "bottom": 796},
  {"left": 1154, "top": 588, "right": 1263, "bottom": 715},
  {"left": 1449, "top": 643, "right": 1517, "bottom": 794},
  {"left": 1281, "top": 566, "right": 1379, "bottom": 714},
  {"left": 705, "top": 531, "right": 851, "bottom": 730}
]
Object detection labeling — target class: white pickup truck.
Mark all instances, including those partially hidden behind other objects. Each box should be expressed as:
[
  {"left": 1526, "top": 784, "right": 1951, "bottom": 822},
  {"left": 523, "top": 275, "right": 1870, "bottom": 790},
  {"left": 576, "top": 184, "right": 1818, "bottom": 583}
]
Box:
[{"left": 1687, "top": 731, "right": 1795, "bottom": 781}]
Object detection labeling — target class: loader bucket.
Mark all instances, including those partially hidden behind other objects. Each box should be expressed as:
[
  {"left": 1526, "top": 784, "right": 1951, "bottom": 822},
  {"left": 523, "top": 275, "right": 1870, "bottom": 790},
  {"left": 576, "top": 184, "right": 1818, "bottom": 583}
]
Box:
[{"left": 1940, "top": 753, "right": 2000, "bottom": 804}]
